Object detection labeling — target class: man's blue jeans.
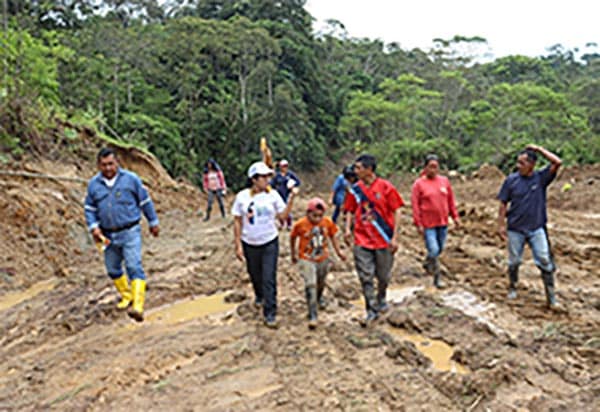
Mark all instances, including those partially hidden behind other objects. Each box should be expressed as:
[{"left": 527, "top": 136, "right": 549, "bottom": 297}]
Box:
[
  {"left": 507, "top": 227, "right": 554, "bottom": 272},
  {"left": 424, "top": 226, "right": 448, "bottom": 258},
  {"left": 104, "top": 224, "right": 146, "bottom": 281}
]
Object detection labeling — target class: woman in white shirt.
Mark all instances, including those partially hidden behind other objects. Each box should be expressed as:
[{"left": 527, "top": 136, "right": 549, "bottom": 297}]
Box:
[{"left": 232, "top": 161, "right": 296, "bottom": 328}]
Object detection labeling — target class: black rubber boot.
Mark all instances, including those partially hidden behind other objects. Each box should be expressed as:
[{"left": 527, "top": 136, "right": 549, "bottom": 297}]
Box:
[
  {"left": 423, "top": 256, "right": 435, "bottom": 274},
  {"left": 432, "top": 258, "right": 444, "bottom": 289},
  {"left": 218, "top": 199, "right": 226, "bottom": 218},
  {"left": 317, "top": 278, "right": 326, "bottom": 309},
  {"left": 541, "top": 270, "right": 557, "bottom": 308},
  {"left": 305, "top": 287, "right": 318, "bottom": 329},
  {"left": 508, "top": 265, "right": 519, "bottom": 299}
]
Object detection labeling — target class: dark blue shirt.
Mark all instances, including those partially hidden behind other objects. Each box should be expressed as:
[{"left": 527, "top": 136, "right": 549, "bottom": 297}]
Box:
[
  {"left": 332, "top": 174, "right": 348, "bottom": 206},
  {"left": 270, "top": 171, "right": 301, "bottom": 202},
  {"left": 497, "top": 166, "right": 556, "bottom": 233}
]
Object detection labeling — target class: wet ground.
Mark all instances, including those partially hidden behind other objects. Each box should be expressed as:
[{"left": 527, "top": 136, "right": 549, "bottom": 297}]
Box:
[{"left": 1, "top": 161, "right": 599, "bottom": 411}]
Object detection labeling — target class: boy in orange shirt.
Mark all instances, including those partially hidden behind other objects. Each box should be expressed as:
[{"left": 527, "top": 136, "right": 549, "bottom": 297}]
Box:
[{"left": 291, "top": 198, "right": 347, "bottom": 329}]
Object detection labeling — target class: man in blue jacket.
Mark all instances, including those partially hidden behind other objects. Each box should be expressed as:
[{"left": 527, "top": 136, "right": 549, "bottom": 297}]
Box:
[{"left": 84, "top": 148, "right": 160, "bottom": 321}]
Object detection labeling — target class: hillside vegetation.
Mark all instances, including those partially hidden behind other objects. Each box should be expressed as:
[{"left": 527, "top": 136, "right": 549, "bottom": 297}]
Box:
[{"left": 1, "top": 1, "right": 599, "bottom": 186}]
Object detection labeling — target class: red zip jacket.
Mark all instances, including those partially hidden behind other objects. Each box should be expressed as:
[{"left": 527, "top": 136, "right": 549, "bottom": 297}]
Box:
[{"left": 411, "top": 175, "right": 458, "bottom": 229}]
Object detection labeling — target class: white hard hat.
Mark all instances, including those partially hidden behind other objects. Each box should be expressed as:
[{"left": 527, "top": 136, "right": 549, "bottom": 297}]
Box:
[{"left": 247, "top": 161, "right": 274, "bottom": 178}]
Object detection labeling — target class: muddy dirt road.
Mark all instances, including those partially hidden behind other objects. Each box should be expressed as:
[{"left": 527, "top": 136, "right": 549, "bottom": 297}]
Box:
[{"left": 1, "top": 160, "right": 599, "bottom": 411}]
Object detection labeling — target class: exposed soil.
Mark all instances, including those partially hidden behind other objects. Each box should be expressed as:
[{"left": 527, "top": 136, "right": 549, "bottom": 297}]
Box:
[{"left": 1, "top": 156, "right": 599, "bottom": 411}]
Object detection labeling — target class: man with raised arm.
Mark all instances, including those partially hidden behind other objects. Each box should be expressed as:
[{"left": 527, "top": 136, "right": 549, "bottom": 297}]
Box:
[{"left": 497, "top": 144, "right": 562, "bottom": 308}]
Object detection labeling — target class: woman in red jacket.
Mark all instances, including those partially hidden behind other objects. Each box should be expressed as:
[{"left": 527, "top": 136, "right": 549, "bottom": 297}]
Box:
[{"left": 411, "top": 154, "right": 461, "bottom": 288}]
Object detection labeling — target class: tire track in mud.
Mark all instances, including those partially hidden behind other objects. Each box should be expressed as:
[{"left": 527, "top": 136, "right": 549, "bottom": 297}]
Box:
[
  {"left": 411, "top": 204, "right": 600, "bottom": 410},
  {"left": 2, "top": 178, "right": 599, "bottom": 411},
  {"left": 0, "top": 215, "right": 248, "bottom": 411},
  {"left": 110, "top": 202, "right": 597, "bottom": 411}
]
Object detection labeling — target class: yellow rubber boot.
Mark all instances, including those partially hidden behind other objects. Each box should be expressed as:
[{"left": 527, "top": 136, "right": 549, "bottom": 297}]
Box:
[
  {"left": 113, "top": 275, "right": 132, "bottom": 310},
  {"left": 128, "top": 279, "right": 146, "bottom": 322}
]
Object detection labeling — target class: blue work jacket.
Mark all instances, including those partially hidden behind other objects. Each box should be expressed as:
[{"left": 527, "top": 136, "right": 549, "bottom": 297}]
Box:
[{"left": 84, "top": 169, "right": 159, "bottom": 232}]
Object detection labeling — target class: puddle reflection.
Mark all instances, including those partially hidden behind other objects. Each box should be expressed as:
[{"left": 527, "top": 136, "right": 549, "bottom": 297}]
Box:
[
  {"left": 387, "top": 327, "right": 469, "bottom": 374},
  {"left": 145, "top": 292, "right": 236, "bottom": 325}
]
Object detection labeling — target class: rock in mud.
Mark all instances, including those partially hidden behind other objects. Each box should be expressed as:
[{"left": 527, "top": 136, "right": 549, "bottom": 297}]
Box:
[
  {"left": 387, "top": 310, "right": 421, "bottom": 333},
  {"left": 224, "top": 290, "right": 246, "bottom": 303},
  {"left": 346, "top": 332, "right": 384, "bottom": 349}
]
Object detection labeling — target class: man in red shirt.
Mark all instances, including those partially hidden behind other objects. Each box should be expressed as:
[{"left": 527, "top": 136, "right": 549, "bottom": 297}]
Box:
[
  {"left": 344, "top": 154, "right": 404, "bottom": 325},
  {"left": 411, "top": 154, "right": 461, "bottom": 288}
]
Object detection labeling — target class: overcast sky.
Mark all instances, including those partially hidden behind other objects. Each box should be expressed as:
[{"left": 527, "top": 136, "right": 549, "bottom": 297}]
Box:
[{"left": 304, "top": 0, "right": 599, "bottom": 59}]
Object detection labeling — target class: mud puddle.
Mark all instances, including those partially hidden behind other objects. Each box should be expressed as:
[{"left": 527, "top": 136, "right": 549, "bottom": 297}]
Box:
[
  {"left": 350, "top": 286, "right": 469, "bottom": 373},
  {"left": 145, "top": 292, "right": 237, "bottom": 325},
  {"left": 119, "top": 292, "right": 237, "bottom": 334},
  {"left": 0, "top": 279, "right": 56, "bottom": 312},
  {"left": 387, "top": 327, "right": 470, "bottom": 374}
]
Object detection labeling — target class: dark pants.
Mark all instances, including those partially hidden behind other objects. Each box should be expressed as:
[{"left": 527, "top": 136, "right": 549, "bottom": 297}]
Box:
[
  {"left": 206, "top": 189, "right": 225, "bottom": 218},
  {"left": 242, "top": 237, "right": 279, "bottom": 319},
  {"left": 332, "top": 204, "right": 342, "bottom": 224},
  {"left": 353, "top": 246, "right": 393, "bottom": 314}
]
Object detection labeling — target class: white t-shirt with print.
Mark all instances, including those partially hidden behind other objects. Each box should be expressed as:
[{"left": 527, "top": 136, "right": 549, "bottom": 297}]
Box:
[{"left": 232, "top": 188, "right": 286, "bottom": 246}]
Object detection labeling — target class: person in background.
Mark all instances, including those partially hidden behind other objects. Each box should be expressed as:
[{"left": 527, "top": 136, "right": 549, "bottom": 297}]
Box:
[
  {"left": 202, "top": 158, "right": 227, "bottom": 221},
  {"left": 291, "top": 198, "right": 346, "bottom": 329},
  {"left": 270, "top": 159, "right": 301, "bottom": 230},
  {"left": 84, "top": 147, "right": 159, "bottom": 322},
  {"left": 329, "top": 165, "right": 358, "bottom": 224},
  {"left": 411, "top": 154, "right": 461, "bottom": 289},
  {"left": 344, "top": 154, "right": 404, "bottom": 326},
  {"left": 497, "top": 144, "right": 562, "bottom": 308},
  {"left": 232, "top": 161, "right": 297, "bottom": 328}
]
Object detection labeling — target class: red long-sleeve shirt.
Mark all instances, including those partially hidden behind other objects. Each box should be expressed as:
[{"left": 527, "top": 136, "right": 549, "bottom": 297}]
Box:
[{"left": 411, "top": 175, "right": 458, "bottom": 229}]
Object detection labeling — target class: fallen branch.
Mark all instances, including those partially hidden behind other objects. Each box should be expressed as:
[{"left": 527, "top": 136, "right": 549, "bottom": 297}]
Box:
[{"left": 0, "top": 170, "right": 87, "bottom": 183}]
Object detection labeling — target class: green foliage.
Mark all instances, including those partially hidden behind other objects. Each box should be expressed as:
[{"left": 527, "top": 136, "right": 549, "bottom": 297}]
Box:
[
  {"left": 0, "top": 28, "right": 71, "bottom": 104},
  {"left": 341, "top": 73, "right": 597, "bottom": 175},
  {"left": 339, "top": 75, "right": 442, "bottom": 145},
  {"left": 0, "top": 28, "right": 73, "bottom": 155},
  {"left": 481, "top": 55, "right": 563, "bottom": 90},
  {"left": 119, "top": 113, "right": 192, "bottom": 177},
  {"left": 2, "top": 2, "right": 599, "bottom": 185},
  {"left": 374, "top": 137, "right": 460, "bottom": 176}
]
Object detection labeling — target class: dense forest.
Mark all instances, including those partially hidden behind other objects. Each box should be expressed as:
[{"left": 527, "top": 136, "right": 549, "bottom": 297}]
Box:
[{"left": 1, "top": 0, "right": 599, "bottom": 186}]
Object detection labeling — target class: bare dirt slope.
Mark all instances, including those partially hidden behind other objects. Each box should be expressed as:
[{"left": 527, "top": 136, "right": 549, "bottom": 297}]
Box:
[{"left": 1, "top": 158, "right": 599, "bottom": 411}]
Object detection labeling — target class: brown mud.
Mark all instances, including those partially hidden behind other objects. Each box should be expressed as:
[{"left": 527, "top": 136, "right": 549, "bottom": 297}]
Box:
[{"left": 1, "top": 157, "right": 599, "bottom": 411}]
